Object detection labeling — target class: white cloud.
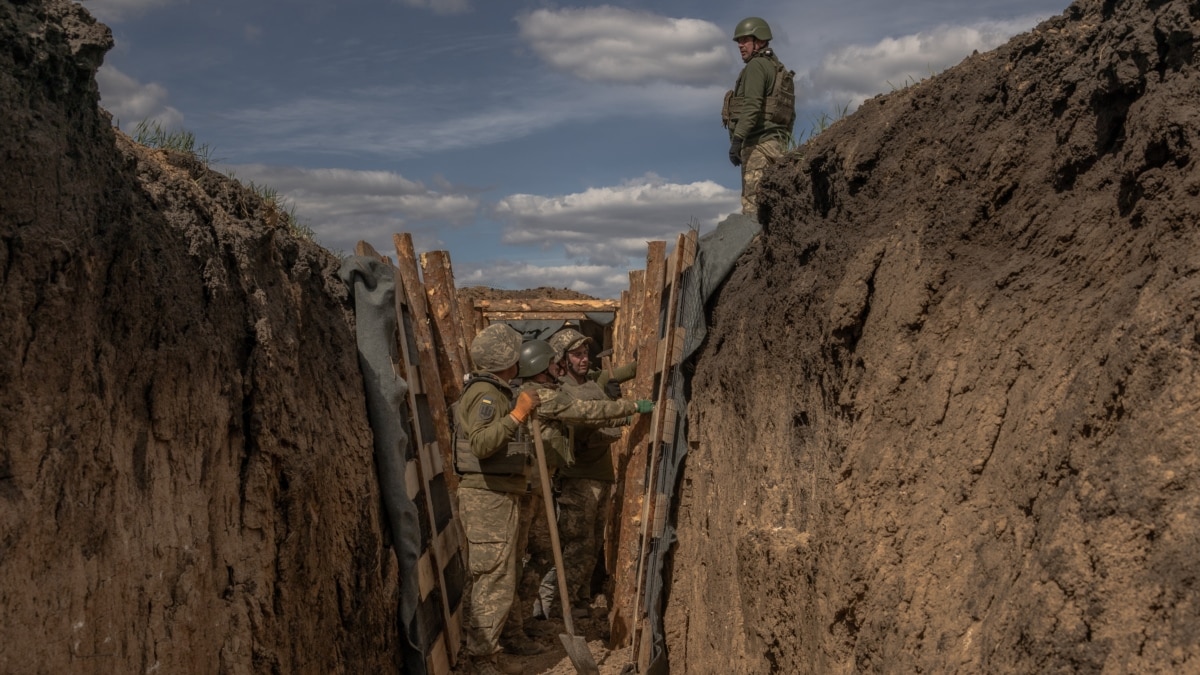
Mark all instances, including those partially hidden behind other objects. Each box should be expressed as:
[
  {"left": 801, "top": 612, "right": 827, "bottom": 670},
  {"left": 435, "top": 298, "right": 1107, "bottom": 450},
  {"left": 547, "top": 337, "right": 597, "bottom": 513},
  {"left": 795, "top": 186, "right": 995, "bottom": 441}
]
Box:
[
  {"left": 396, "top": 0, "right": 469, "bottom": 16},
  {"left": 495, "top": 173, "right": 738, "bottom": 266},
  {"left": 222, "top": 164, "right": 480, "bottom": 253},
  {"left": 77, "top": 0, "right": 174, "bottom": 22},
  {"left": 455, "top": 260, "right": 633, "bottom": 299},
  {"left": 96, "top": 65, "right": 184, "bottom": 130},
  {"left": 219, "top": 78, "right": 728, "bottom": 159},
  {"left": 517, "top": 7, "right": 735, "bottom": 85},
  {"left": 804, "top": 17, "right": 1049, "bottom": 110}
]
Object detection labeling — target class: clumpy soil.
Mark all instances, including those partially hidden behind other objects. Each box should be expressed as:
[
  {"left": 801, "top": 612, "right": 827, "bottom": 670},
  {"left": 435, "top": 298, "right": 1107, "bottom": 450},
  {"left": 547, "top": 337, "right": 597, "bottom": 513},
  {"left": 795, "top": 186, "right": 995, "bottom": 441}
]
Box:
[
  {"left": 669, "top": 0, "right": 1200, "bottom": 672},
  {"left": 1, "top": 1, "right": 398, "bottom": 672}
]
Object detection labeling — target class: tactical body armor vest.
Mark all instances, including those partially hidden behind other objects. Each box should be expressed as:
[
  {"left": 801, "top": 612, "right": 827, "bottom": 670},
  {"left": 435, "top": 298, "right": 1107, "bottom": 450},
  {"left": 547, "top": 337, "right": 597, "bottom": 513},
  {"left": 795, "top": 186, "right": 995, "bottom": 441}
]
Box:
[
  {"left": 722, "top": 49, "right": 796, "bottom": 135},
  {"left": 452, "top": 374, "right": 533, "bottom": 476}
]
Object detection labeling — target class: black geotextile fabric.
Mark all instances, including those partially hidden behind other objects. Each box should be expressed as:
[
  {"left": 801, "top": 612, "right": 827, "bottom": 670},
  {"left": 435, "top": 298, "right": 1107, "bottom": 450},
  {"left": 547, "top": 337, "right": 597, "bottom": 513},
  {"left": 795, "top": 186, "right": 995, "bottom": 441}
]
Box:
[
  {"left": 643, "top": 213, "right": 761, "bottom": 674},
  {"left": 338, "top": 256, "right": 426, "bottom": 675}
]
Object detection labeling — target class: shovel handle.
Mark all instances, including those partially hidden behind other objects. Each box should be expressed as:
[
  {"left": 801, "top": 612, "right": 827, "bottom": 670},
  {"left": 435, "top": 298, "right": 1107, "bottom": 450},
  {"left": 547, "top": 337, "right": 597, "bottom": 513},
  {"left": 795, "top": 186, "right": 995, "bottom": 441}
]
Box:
[{"left": 531, "top": 418, "right": 578, "bottom": 637}]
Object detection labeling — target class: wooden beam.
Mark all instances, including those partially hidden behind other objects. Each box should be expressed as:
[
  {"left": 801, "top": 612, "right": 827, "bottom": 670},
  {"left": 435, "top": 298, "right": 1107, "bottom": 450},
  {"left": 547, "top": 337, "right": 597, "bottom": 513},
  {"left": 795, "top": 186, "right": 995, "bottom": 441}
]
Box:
[
  {"left": 479, "top": 310, "right": 609, "bottom": 321},
  {"left": 604, "top": 269, "right": 643, "bottom": 581},
  {"left": 392, "top": 233, "right": 457, "bottom": 494},
  {"left": 630, "top": 230, "right": 698, "bottom": 672},
  {"left": 608, "top": 240, "right": 667, "bottom": 648},
  {"left": 420, "top": 250, "right": 470, "bottom": 402},
  {"left": 475, "top": 298, "right": 620, "bottom": 313}
]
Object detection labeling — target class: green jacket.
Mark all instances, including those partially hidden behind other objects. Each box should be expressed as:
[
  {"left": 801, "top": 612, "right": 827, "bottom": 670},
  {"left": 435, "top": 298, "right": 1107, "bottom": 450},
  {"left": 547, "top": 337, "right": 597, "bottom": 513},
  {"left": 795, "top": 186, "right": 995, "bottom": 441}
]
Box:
[
  {"left": 454, "top": 372, "right": 526, "bottom": 494},
  {"left": 514, "top": 381, "right": 572, "bottom": 488},
  {"left": 729, "top": 50, "right": 790, "bottom": 145},
  {"left": 590, "top": 360, "right": 637, "bottom": 390},
  {"left": 558, "top": 377, "right": 632, "bottom": 482}
]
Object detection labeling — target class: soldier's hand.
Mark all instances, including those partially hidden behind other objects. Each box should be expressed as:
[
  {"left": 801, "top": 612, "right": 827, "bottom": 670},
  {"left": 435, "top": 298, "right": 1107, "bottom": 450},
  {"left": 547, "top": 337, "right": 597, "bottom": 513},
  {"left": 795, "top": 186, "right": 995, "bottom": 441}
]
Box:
[
  {"left": 635, "top": 399, "right": 655, "bottom": 414},
  {"left": 729, "top": 137, "right": 744, "bottom": 166},
  {"left": 510, "top": 390, "right": 540, "bottom": 423}
]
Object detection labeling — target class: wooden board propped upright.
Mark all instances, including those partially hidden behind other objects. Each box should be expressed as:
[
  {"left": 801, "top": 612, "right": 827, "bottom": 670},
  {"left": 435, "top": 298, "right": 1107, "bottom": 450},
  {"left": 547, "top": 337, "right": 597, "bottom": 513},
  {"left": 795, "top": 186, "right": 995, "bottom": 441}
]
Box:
[
  {"left": 624, "top": 230, "right": 697, "bottom": 670},
  {"left": 608, "top": 241, "right": 666, "bottom": 648}
]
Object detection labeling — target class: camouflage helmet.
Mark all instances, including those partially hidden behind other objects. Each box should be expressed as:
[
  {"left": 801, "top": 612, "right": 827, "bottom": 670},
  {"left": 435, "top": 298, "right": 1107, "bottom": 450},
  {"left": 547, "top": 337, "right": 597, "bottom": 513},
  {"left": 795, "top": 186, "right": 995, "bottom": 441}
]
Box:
[
  {"left": 732, "top": 17, "right": 772, "bottom": 42},
  {"left": 549, "top": 327, "right": 592, "bottom": 356},
  {"left": 517, "top": 339, "right": 557, "bottom": 378},
  {"left": 469, "top": 323, "right": 523, "bottom": 372}
]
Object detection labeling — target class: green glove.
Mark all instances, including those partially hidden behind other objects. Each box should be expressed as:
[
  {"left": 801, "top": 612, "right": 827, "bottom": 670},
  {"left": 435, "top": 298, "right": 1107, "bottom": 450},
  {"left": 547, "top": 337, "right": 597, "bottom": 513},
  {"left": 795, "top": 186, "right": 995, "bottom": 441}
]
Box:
[
  {"left": 729, "top": 137, "right": 744, "bottom": 166},
  {"left": 635, "top": 399, "right": 654, "bottom": 414}
]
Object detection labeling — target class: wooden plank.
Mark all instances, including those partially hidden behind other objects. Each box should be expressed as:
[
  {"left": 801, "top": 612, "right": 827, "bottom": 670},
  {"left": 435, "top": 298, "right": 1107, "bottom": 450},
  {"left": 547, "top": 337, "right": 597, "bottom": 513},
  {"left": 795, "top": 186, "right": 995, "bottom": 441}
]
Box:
[
  {"left": 630, "top": 231, "right": 697, "bottom": 667},
  {"left": 472, "top": 301, "right": 488, "bottom": 336},
  {"left": 476, "top": 298, "right": 620, "bottom": 312},
  {"left": 480, "top": 310, "right": 611, "bottom": 321},
  {"left": 392, "top": 240, "right": 464, "bottom": 669},
  {"left": 417, "top": 551, "right": 436, "bottom": 599},
  {"left": 427, "top": 633, "right": 451, "bottom": 675},
  {"left": 609, "top": 240, "right": 667, "bottom": 648},
  {"left": 406, "top": 459, "right": 421, "bottom": 501},
  {"left": 393, "top": 233, "right": 458, "bottom": 494},
  {"left": 420, "top": 250, "right": 470, "bottom": 402},
  {"left": 659, "top": 399, "right": 678, "bottom": 446},
  {"left": 604, "top": 270, "right": 643, "bottom": 579}
]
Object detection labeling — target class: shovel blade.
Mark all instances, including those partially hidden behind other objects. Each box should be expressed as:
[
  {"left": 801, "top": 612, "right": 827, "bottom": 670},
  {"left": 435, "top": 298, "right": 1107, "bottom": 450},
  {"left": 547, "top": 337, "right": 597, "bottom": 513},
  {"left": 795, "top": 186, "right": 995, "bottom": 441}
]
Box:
[{"left": 559, "top": 633, "right": 600, "bottom": 675}]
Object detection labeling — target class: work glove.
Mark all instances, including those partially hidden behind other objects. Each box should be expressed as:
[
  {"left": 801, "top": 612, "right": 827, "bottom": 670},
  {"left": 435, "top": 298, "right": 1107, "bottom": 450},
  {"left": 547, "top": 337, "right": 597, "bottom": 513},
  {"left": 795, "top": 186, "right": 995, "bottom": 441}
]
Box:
[
  {"left": 510, "top": 390, "right": 540, "bottom": 423},
  {"left": 635, "top": 399, "right": 655, "bottom": 414},
  {"left": 728, "top": 137, "right": 744, "bottom": 167},
  {"left": 604, "top": 379, "right": 622, "bottom": 400}
]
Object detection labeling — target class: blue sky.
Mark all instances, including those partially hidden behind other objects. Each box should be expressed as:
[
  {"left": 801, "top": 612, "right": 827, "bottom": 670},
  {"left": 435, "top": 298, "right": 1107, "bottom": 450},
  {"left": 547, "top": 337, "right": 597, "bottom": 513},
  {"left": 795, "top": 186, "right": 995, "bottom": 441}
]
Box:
[{"left": 82, "top": 0, "right": 1067, "bottom": 298}]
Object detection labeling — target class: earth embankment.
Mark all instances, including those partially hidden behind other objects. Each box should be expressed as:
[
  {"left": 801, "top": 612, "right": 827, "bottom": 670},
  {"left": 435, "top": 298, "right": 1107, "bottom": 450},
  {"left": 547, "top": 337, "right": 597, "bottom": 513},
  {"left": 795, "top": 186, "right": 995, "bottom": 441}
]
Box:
[
  {"left": 1, "top": 2, "right": 399, "bottom": 672},
  {"left": 668, "top": 0, "right": 1200, "bottom": 672}
]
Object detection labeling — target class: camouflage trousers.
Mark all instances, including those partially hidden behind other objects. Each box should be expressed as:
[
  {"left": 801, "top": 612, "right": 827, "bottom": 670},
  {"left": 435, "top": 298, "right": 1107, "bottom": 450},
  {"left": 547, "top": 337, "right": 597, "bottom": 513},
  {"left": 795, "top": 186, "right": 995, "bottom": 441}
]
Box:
[
  {"left": 740, "top": 136, "right": 786, "bottom": 215},
  {"left": 520, "top": 492, "right": 555, "bottom": 618},
  {"left": 458, "top": 486, "right": 535, "bottom": 657},
  {"left": 552, "top": 477, "right": 610, "bottom": 609}
]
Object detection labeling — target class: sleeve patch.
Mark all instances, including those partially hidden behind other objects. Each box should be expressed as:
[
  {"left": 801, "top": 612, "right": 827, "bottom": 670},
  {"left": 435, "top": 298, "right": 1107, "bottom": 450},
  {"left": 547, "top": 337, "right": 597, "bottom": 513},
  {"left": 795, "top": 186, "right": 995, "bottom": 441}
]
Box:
[{"left": 477, "top": 398, "right": 495, "bottom": 421}]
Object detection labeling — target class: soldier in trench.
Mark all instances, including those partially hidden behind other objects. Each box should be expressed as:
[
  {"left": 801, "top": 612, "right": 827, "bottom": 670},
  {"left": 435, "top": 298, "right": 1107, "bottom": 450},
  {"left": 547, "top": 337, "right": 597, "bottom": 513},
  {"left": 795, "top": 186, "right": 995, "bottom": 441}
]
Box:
[
  {"left": 512, "top": 338, "right": 651, "bottom": 633},
  {"left": 535, "top": 327, "right": 645, "bottom": 623},
  {"left": 453, "top": 323, "right": 543, "bottom": 675}
]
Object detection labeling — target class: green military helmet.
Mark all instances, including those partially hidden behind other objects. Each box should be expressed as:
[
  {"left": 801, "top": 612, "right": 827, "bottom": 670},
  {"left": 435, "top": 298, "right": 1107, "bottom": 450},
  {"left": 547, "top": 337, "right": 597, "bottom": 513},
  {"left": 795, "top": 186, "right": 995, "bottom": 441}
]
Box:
[
  {"left": 469, "top": 323, "right": 523, "bottom": 372},
  {"left": 549, "top": 327, "right": 592, "bottom": 356},
  {"left": 732, "top": 16, "right": 772, "bottom": 42},
  {"left": 517, "top": 339, "right": 557, "bottom": 378}
]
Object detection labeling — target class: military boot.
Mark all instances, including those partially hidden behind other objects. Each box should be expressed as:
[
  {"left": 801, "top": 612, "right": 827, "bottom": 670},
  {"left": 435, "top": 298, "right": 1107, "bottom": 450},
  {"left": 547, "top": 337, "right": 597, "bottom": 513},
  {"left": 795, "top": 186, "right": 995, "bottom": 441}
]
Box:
[
  {"left": 465, "top": 655, "right": 504, "bottom": 675},
  {"left": 500, "top": 627, "right": 545, "bottom": 656}
]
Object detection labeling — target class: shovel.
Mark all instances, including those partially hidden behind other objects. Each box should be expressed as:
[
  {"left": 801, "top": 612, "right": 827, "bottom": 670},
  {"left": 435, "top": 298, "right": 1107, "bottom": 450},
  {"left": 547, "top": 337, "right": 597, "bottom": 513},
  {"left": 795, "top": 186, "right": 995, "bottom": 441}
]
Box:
[{"left": 531, "top": 418, "right": 601, "bottom": 675}]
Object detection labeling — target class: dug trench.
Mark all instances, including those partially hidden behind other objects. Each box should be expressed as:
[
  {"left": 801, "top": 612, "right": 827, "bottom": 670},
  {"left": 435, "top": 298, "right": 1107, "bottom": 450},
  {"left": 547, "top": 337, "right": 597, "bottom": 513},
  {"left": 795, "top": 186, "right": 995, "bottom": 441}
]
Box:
[{"left": 2, "top": 1, "right": 1198, "bottom": 674}]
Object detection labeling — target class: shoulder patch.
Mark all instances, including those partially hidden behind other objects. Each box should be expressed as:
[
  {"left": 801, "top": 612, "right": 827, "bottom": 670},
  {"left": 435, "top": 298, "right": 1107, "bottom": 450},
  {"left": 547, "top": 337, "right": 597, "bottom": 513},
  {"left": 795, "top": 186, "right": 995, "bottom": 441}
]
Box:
[{"left": 477, "top": 398, "right": 496, "bottom": 421}]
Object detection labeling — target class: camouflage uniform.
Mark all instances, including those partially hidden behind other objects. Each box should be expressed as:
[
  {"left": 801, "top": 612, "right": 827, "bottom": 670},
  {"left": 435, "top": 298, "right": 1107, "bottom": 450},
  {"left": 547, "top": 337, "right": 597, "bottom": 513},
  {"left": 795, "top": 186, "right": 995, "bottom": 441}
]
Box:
[
  {"left": 591, "top": 360, "right": 638, "bottom": 399},
  {"left": 515, "top": 380, "right": 638, "bottom": 623},
  {"left": 554, "top": 377, "right": 628, "bottom": 611},
  {"left": 739, "top": 137, "right": 786, "bottom": 214},
  {"left": 725, "top": 18, "right": 793, "bottom": 216},
  {"left": 454, "top": 324, "right": 531, "bottom": 662}
]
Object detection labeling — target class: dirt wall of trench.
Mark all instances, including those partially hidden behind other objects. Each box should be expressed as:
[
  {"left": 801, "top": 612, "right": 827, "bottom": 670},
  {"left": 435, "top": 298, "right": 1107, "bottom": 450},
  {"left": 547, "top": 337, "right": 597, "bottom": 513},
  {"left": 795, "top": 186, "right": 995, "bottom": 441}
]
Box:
[
  {"left": 667, "top": 0, "right": 1200, "bottom": 672},
  {"left": 1, "top": 2, "right": 400, "bottom": 672}
]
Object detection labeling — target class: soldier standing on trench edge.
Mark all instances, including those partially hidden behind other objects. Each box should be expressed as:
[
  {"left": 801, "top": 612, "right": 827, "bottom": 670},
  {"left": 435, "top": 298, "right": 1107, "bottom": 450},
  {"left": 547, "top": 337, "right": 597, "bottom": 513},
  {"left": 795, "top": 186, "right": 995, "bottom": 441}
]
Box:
[
  {"left": 723, "top": 16, "right": 796, "bottom": 215},
  {"left": 453, "top": 323, "right": 541, "bottom": 675}
]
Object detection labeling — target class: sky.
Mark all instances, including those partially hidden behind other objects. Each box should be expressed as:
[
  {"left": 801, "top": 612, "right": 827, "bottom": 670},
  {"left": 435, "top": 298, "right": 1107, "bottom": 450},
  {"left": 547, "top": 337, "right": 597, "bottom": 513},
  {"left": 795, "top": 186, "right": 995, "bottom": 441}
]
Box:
[{"left": 81, "top": 0, "right": 1069, "bottom": 298}]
